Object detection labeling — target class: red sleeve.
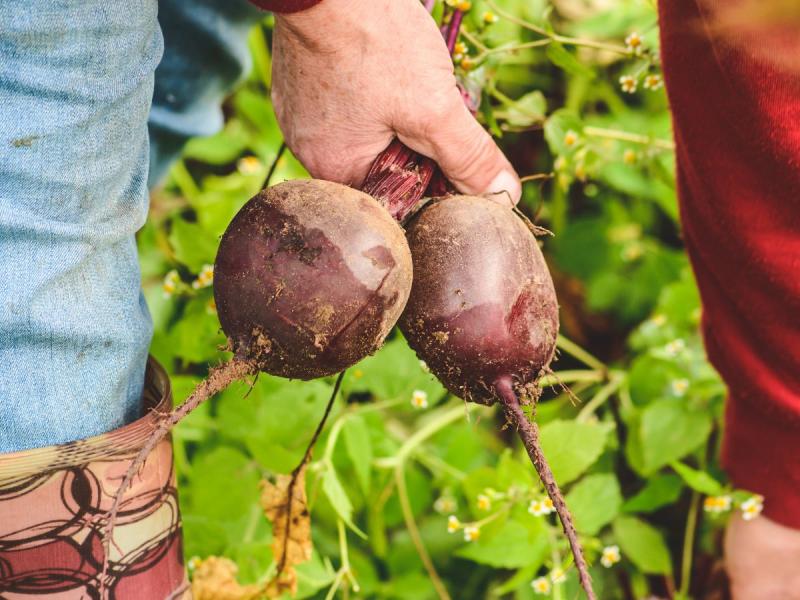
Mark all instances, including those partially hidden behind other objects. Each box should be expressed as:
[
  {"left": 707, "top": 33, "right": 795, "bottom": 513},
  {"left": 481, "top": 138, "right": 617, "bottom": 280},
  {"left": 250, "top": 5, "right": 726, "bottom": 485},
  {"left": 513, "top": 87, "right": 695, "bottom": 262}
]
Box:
[
  {"left": 249, "top": 0, "right": 322, "bottom": 13},
  {"left": 659, "top": 1, "right": 800, "bottom": 528}
]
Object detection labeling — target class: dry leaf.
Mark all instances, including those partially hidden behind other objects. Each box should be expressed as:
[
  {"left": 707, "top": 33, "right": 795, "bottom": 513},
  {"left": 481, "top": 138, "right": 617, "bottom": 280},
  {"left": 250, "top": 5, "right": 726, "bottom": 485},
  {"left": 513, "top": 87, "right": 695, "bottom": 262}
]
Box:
[
  {"left": 261, "top": 463, "right": 313, "bottom": 598},
  {"left": 191, "top": 556, "right": 263, "bottom": 600}
]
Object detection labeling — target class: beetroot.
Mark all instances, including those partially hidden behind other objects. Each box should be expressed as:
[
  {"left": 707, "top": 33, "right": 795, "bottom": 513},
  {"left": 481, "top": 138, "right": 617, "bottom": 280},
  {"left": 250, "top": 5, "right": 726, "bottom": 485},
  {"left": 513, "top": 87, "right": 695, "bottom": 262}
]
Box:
[
  {"left": 215, "top": 179, "right": 413, "bottom": 379},
  {"left": 101, "top": 179, "right": 412, "bottom": 589},
  {"left": 399, "top": 195, "right": 595, "bottom": 600},
  {"left": 400, "top": 195, "right": 559, "bottom": 404}
]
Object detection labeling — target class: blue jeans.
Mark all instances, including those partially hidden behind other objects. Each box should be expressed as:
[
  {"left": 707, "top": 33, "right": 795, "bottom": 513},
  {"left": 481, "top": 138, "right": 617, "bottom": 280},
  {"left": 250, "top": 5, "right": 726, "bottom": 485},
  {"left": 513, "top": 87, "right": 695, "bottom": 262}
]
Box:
[{"left": 0, "top": 0, "right": 264, "bottom": 452}]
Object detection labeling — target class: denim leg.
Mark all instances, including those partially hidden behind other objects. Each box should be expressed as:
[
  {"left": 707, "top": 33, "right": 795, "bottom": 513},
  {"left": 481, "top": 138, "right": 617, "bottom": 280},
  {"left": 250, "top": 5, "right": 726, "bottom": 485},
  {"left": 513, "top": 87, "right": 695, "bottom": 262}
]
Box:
[
  {"left": 149, "top": 0, "right": 264, "bottom": 185},
  {"left": 0, "top": 1, "right": 162, "bottom": 451}
]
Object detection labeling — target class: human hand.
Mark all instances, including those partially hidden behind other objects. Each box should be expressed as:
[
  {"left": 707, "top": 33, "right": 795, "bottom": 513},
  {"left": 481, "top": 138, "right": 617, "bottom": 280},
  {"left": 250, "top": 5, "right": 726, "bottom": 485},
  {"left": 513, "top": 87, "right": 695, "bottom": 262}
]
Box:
[
  {"left": 725, "top": 512, "right": 800, "bottom": 598},
  {"left": 271, "top": 0, "right": 521, "bottom": 203}
]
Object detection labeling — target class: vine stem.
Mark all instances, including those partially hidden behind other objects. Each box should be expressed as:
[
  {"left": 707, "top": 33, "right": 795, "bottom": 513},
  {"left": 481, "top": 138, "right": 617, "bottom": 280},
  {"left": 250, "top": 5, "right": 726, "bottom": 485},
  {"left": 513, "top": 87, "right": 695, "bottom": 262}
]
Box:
[
  {"left": 556, "top": 335, "right": 607, "bottom": 371},
  {"left": 272, "top": 371, "right": 346, "bottom": 582},
  {"left": 395, "top": 465, "right": 452, "bottom": 600},
  {"left": 582, "top": 126, "right": 675, "bottom": 150},
  {"left": 494, "top": 377, "right": 596, "bottom": 600},
  {"left": 100, "top": 357, "right": 257, "bottom": 594},
  {"left": 679, "top": 490, "right": 701, "bottom": 597}
]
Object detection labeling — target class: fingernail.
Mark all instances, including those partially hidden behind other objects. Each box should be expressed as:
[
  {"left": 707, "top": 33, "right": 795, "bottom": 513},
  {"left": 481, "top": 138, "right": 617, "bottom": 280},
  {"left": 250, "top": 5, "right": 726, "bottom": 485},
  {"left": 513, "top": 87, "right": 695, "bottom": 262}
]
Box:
[{"left": 484, "top": 170, "right": 522, "bottom": 206}]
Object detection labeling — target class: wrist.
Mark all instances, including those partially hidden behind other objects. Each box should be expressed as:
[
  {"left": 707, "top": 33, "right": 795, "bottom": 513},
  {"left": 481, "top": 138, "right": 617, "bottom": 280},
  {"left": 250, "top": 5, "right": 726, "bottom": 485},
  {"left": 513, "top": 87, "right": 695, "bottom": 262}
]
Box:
[{"left": 276, "top": 0, "right": 369, "bottom": 44}]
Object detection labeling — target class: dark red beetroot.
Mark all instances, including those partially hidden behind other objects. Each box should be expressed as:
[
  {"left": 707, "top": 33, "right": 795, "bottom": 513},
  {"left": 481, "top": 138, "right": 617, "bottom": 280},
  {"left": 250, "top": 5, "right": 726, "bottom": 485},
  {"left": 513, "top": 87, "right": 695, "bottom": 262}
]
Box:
[
  {"left": 215, "top": 179, "right": 413, "bottom": 379},
  {"left": 399, "top": 195, "right": 595, "bottom": 600},
  {"left": 399, "top": 195, "right": 559, "bottom": 404},
  {"left": 101, "top": 179, "right": 412, "bottom": 589}
]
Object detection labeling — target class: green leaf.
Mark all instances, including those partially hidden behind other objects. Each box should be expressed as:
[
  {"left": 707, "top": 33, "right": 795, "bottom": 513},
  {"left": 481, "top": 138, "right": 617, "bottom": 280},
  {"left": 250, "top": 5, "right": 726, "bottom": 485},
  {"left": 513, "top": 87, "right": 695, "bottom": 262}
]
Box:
[
  {"left": 349, "top": 337, "right": 446, "bottom": 402},
  {"left": 455, "top": 519, "right": 549, "bottom": 569},
  {"left": 622, "top": 474, "right": 683, "bottom": 514},
  {"left": 635, "top": 399, "right": 712, "bottom": 474},
  {"left": 671, "top": 461, "right": 724, "bottom": 496},
  {"left": 613, "top": 516, "right": 673, "bottom": 574},
  {"left": 168, "top": 219, "right": 218, "bottom": 272},
  {"left": 505, "top": 90, "right": 547, "bottom": 127},
  {"left": 544, "top": 109, "right": 584, "bottom": 155},
  {"left": 322, "top": 468, "right": 366, "bottom": 538},
  {"left": 539, "top": 420, "right": 609, "bottom": 485},
  {"left": 343, "top": 415, "right": 372, "bottom": 496},
  {"left": 566, "top": 473, "right": 622, "bottom": 535},
  {"left": 546, "top": 41, "right": 595, "bottom": 79}
]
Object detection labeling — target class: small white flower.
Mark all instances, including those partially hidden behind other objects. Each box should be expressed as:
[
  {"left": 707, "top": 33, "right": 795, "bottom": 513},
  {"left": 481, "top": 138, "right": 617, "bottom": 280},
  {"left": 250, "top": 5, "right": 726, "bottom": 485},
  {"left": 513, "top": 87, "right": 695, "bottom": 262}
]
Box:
[
  {"left": 564, "top": 130, "right": 579, "bottom": 148},
  {"left": 620, "top": 75, "right": 637, "bottom": 94},
  {"left": 741, "top": 495, "right": 764, "bottom": 520},
  {"left": 477, "top": 494, "right": 492, "bottom": 511},
  {"left": 703, "top": 495, "right": 732, "bottom": 514},
  {"left": 162, "top": 270, "right": 180, "bottom": 297},
  {"left": 650, "top": 314, "right": 667, "bottom": 327},
  {"left": 531, "top": 577, "right": 551, "bottom": 595},
  {"left": 670, "top": 379, "right": 690, "bottom": 397},
  {"left": 664, "top": 338, "right": 686, "bottom": 357},
  {"left": 411, "top": 389, "right": 429, "bottom": 409},
  {"left": 482, "top": 10, "right": 498, "bottom": 24},
  {"left": 463, "top": 525, "right": 480, "bottom": 542},
  {"left": 434, "top": 496, "right": 457, "bottom": 514},
  {"left": 447, "top": 515, "right": 461, "bottom": 533},
  {"left": 644, "top": 74, "right": 663, "bottom": 90},
  {"left": 419, "top": 360, "right": 430, "bottom": 373},
  {"left": 237, "top": 155, "right": 262, "bottom": 174},
  {"left": 191, "top": 264, "right": 214, "bottom": 289},
  {"left": 550, "top": 567, "right": 567, "bottom": 584},
  {"left": 601, "top": 545, "right": 621, "bottom": 568},
  {"left": 528, "top": 497, "right": 555, "bottom": 516},
  {"left": 625, "top": 32, "right": 644, "bottom": 55}
]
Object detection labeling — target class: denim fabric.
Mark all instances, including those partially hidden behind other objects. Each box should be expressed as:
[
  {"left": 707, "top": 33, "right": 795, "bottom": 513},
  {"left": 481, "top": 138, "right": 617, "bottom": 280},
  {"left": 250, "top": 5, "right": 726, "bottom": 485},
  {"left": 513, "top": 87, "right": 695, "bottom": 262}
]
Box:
[
  {"left": 149, "top": 0, "right": 263, "bottom": 186},
  {"left": 0, "top": 0, "right": 262, "bottom": 452}
]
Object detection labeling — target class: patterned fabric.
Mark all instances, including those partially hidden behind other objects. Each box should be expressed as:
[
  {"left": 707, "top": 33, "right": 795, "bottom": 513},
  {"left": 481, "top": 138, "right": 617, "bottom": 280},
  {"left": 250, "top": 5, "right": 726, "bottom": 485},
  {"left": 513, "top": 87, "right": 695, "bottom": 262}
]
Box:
[{"left": 0, "top": 359, "right": 188, "bottom": 599}]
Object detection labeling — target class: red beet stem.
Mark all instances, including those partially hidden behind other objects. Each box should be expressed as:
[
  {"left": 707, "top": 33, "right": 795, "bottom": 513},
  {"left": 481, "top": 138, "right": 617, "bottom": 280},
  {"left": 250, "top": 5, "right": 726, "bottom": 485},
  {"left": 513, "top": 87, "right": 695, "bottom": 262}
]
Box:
[
  {"left": 362, "top": 7, "right": 468, "bottom": 222},
  {"left": 494, "top": 376, "right": 597, "bottom": 600}
]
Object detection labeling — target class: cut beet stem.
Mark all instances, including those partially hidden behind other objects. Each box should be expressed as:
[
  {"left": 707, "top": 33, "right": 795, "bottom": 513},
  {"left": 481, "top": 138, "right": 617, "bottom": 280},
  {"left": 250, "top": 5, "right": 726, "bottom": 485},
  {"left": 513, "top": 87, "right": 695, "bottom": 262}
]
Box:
[{"left": 494, "top": 376, "right": 596, "bottom": 600}]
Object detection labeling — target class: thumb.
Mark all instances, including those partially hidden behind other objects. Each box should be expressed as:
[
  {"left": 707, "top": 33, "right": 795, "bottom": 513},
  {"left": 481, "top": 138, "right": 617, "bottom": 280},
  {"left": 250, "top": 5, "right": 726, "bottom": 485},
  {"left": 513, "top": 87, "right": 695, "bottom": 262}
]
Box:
[{"left": 397, "top": 93, "right": 521, "bottom": 205}]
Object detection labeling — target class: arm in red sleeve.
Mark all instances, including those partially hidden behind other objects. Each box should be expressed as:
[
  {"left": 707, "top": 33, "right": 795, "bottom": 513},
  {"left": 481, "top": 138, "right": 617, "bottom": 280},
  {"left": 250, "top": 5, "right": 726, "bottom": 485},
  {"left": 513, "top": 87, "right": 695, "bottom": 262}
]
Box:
[
  {"left": 249, "top": 0, "right": 322, "bottom": 13},
  {"left": 659, "top": 0, "right": 800, "bottom": 528}
]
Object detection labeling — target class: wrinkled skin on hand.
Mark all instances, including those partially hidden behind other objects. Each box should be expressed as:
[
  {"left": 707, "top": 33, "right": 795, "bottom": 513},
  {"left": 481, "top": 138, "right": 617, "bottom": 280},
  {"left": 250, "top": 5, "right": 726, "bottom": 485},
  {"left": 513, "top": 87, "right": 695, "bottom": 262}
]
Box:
[{"left": 272, "top": 0, "right": 521, "bottom": 204}]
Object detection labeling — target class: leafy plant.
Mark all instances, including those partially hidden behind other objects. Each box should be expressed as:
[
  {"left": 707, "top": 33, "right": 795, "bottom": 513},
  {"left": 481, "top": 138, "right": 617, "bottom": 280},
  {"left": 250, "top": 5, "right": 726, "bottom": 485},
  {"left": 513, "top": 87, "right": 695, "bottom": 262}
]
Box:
[{"left": 138, "top": 1, "right": 762, "bottom": 598}]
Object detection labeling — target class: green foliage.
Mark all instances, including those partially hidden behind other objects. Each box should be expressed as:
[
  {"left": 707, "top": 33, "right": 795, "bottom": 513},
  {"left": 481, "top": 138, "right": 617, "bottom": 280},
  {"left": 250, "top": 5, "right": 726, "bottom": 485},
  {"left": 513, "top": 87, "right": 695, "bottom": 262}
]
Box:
[{"left": 138, "top": 1, "right": 749, "bottom": 598}]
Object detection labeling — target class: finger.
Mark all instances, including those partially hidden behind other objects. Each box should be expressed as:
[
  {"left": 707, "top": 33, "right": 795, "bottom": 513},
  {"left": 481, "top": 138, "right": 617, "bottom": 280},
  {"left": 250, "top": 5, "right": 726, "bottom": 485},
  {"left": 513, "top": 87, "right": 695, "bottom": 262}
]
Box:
[{"left": 397, "top": 92, "right": 521, "bottom": 205}]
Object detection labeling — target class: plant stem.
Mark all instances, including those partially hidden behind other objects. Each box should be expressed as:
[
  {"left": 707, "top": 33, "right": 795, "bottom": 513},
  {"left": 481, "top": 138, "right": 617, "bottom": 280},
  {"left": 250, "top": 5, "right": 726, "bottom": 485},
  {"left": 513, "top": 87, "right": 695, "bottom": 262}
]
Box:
[
  {"left": 262, "top": 141, "right": 287, "bottom": 189},
  {"left": 101, "top": 357, "right": 257, "bottom": 592},
  {"left": 395, "top": 465, "right": 452, "bottom": 600},
  {"left": 583, "top": 126, "right": 675, "bottom": 150},
  {"left": 679, "top": 490, "right": 701, "bottom": 598},
  {"left": 272, "top": 371, "right": 346, "bottom": 582},
  {"left": 576, "top": 374, "right": 624, "bottom": 422},
  {"left": 556, "top": 335, "right": 607, "bottom": 371},
  {"left": 495, "top": 377, "right": 596, "bottom": 600}
]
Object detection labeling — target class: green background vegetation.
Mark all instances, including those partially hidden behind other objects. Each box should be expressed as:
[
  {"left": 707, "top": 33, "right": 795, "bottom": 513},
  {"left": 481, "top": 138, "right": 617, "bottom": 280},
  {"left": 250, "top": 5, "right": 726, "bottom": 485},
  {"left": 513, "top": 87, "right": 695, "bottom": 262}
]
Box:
[{"left": 138, "top": 1, "right": 752, "bottom": 597}]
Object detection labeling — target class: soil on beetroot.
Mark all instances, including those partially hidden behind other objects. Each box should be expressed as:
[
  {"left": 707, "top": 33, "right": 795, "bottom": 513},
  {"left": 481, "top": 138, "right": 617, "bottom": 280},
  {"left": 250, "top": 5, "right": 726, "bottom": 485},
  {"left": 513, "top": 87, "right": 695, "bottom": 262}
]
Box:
[{"left": 214, "top": 179, "right": 413, "bottom": 379}]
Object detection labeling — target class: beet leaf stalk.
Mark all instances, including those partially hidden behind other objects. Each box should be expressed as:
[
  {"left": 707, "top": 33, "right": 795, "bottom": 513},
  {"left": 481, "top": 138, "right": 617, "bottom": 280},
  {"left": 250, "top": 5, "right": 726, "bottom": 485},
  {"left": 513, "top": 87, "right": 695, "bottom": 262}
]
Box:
[
  {"left": 100, "top": 358, "right": 257, "bottom": 591},
  {"left": 495, "top": 376, "right": 596, "bottom": 600}
]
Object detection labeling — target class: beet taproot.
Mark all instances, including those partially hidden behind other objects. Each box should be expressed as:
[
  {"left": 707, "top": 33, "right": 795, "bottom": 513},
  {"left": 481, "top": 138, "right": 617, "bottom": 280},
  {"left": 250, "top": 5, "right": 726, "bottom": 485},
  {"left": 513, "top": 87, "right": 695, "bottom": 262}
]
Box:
[
  {"left": 399, "top": 195, "right": 559, "bottom": 404},
  {"left": 214, "top": 179, "right": 413, "bottom": 379}
]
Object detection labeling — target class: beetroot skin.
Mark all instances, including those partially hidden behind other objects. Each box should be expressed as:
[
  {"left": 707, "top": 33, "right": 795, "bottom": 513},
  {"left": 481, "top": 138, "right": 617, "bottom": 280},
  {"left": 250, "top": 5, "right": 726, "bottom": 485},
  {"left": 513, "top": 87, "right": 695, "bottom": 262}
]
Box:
[
  {"left": 399, "top": 195, "right": 559, "bottom": 404},
  {"left": 214, "top": 179, "right": 413, "bottom": 379}
]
